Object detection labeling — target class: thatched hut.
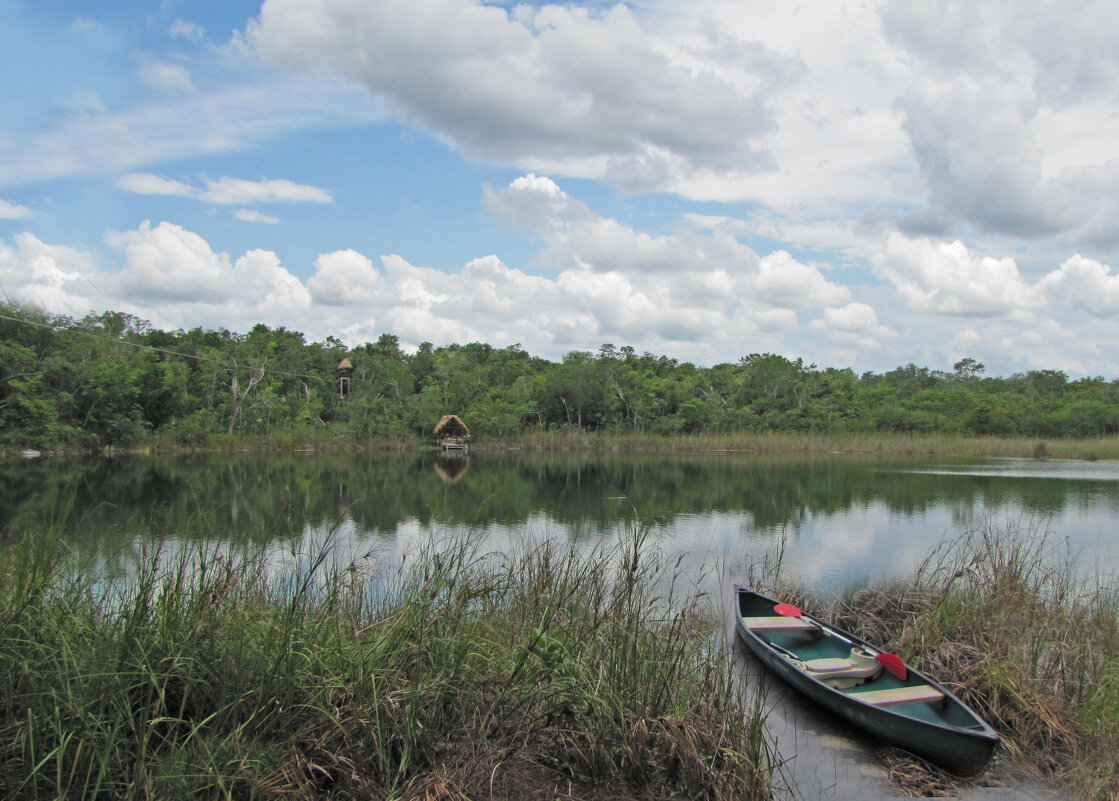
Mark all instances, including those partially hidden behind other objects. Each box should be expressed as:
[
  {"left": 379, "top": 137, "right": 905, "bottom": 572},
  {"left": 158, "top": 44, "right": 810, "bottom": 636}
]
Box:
[
  {"left": 336, "top": 358, "right": 353, "bottom": 396},
  {"left": 433, "top": 414, "right": 470, "bottom": 450}
]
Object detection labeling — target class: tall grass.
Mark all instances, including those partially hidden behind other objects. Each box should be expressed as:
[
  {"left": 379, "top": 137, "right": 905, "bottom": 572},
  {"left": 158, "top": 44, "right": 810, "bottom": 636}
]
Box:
[
  {"left": 0, "top": 520, "right": 771, "bottom": 800},
  {"left": 500, "top": 429, "right": 1119, "bottom": 460},
  {"left": 818, "top": 519, "right": 1119, "bottom": 798},
  {"left": 15, "top": 428, "right": 1119, "bottom": 461}
]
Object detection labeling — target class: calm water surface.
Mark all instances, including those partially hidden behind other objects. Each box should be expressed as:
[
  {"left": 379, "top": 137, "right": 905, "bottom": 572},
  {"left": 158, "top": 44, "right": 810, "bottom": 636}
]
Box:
[{"left": 4, "top": 451, "right": 1118, "bottom": 595}]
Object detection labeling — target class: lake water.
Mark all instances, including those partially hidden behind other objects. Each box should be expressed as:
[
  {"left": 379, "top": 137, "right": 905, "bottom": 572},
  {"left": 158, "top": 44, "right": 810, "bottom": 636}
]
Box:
[{"left": 4, "top": 451, "right": 1118, "bottom": 596}]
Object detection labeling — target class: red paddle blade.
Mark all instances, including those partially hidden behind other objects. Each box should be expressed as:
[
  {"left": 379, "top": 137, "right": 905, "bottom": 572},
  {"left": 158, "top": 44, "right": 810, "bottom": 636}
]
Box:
[
  {"left": 774, "top": 603, "right": 802, "bottom": 618},
  {"left": 876, "top": 653, "right": 907, "bottom": 680}
]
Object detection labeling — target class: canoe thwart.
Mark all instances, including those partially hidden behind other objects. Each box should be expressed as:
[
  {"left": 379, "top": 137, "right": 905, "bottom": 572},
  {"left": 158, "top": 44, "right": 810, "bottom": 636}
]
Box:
[
  {"left": 735, "top": 586, "right": 999, "bottom": 776},
  {"left": 742, "top": 615, "right": 818, "bottom": 632},
  {"left": 849, "top": 684, "right": 946, "bottom": 706}
]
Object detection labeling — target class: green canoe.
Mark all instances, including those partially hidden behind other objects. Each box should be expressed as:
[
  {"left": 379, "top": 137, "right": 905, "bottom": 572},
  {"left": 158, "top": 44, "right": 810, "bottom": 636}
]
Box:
[{"left": 735, "top": 586, "right": 999, "bottom": 777}]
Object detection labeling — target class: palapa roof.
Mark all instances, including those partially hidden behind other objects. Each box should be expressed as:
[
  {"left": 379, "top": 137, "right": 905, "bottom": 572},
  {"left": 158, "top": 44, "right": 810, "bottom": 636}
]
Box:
[
  {"left": 433, "top": 414, "right": 470, "bottom": 437},
  {"left": 337, "top": 358, "right": 353, "bottom": 369}
]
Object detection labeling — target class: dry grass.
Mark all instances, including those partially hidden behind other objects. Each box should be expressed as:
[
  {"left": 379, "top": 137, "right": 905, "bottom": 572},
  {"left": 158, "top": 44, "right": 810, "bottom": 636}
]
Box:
[
  {"left": 498, "top": 429, "right": 1119, "bottom": 460},
  {"left": 815, "top": 519, "right": 1119, "bottom": 799}
]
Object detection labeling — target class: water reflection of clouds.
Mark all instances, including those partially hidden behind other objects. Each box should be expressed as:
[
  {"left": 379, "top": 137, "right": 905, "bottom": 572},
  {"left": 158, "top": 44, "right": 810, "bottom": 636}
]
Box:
[
  {"left": 303, "top": 498, "right": 1119, "bottom": 602},
  {"left": 902, "top": 458, "right": 1119, "bottom": 483},
  {"left": 30, "top": 454, "right": 1119, "bottom": 602}
]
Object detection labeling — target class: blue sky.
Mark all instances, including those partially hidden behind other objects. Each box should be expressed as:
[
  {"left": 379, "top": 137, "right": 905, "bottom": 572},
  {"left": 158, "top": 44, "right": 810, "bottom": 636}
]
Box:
[{"left": 4, "top": 0, "right": 1119, "bottom": 377}]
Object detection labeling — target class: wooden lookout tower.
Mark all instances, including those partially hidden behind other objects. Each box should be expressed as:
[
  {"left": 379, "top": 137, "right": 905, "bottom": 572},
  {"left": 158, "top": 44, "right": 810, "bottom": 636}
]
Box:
[
  {"left": 336, "top": 358, "right": 354, "bottom": 397},
  {"left": 433, "top": 414, "right": 470, "bottom": 451}
]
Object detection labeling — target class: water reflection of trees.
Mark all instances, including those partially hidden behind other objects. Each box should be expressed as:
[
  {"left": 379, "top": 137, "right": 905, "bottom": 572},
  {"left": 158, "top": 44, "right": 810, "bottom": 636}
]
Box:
[{"left": 2, "top": 453, "right": 1116, "bottom": 557}]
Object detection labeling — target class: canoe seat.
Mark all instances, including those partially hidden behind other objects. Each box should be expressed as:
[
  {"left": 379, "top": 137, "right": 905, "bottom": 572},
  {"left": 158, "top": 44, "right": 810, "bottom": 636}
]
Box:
[
  {"left": 743, "top": 616, "right": 818, "bottom": 632},
  {"left": 849, "top": 684, "right": 945, "bottom": 706},
  {"left": 803, "top": 649, "right": 882, "bottom": 680},
  {"left": 784, "top": 647, "right": 883, "bottom": 688}
]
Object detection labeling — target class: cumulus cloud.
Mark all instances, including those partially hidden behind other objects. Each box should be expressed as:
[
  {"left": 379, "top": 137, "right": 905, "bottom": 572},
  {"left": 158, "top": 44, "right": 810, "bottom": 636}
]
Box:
[
  {"left": 753, "top": 251, "right": 850, "bottom": 309},
  {"left": 9, "top": 161, "right": 1119, "bottom": 377},
  {"left": 881, "top": 0, "right": 1119, "bottom": 242},
  {"left": 106, "top": 221, "right": 238, "bottom": 303},
  {"left": 811, "top": 302, "right": 892, "bottom": 349},
  {"left": 0, "top": 233, "right": 99, "bottom": 315},
  {"left": 307, "top": 249, "right": 385, "bottom": 306},
  {"left": 2, "top": 173, "right": 868, "bottom": 368},
  {"left": 875, "top": 234, "right": 1039, "bottom": 316},
  {"left": 248, "top": 0, "right": 785, "bottom": 189},
  {"left": 484, "top": 174, "right": 757, "bottom": 279},
  {"left": 898, "top": 76, "right": 1063, "bottom": 237},
  {"left": 1038, "top": 254, "right": 1119, "bottom": 318},
  {"left": 90, "top": 221, "right": 312, "bottom": 334}
]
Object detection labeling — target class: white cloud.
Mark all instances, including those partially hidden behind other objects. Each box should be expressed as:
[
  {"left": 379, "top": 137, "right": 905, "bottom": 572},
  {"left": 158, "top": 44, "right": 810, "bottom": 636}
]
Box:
[
  {"left": 202, "top": 176, "right": 332, "bottom": 205},
  {"left": 69, "top": 17, "right": 103, "bottom": 34},
  {"left": 1038, "top": 254, "right": 1119, "bottom": 319},
  {"left": 308, "top": 249, "right": 384, "bottom": 305},
  {"left": 118, "top": 173, "right": 331, "bottom": 205},
  {"left": 233, "top": 209, "right": 281, "bottom": 224},
  {"left": 116, "top": 174, "right": 195, "bottom": 197},
  {"left": 753, "top": 251, "right": 851, "bottom": 309},
  {"left": 249, "top": 0, "right": 784, "bottom": 191},
  {"left": 879, "top": 0, "right": 1119, "bottom": 243},
  {"left": 106, "top": 221, "right": 236, "bottom": 303},
  {"left": 0, "top": 199, "right": 34, "bottom": 220},
  {"left": 137, "top": 61, "right": 195, "bottom": 92},
  {"left": 169, "top": 20, "right": 206, "bottom": 42},
  {"left": 230, "top": 249, "right": 311, "bottom": 314},
  {"left": 874, "top": 234, "right": 1039, "bottom": 316},
  {"left": 0, "top": 233, "right": 99, "bottom": 316},
  {"left": 0, "top": 73, "right": 380, "bottom": 190},
  {"left": 485, "top": 173, "right": 760, "bottom": 278},
  {"left": 811, "top": 302, "right": 892, "bottom": 349},
  {"left": 240, "top": 0, "right": 1119, "bottom": 258},
  {"left": 898, "top": 75, "right": 1062, "bottom": 237}
]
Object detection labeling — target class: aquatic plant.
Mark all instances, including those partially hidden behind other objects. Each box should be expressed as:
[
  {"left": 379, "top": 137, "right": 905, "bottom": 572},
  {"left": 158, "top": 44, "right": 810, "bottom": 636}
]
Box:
[
  {"left": 0, "top": 517, "right": 772, "bottom": 800},
  {"left": 825, "top": 517, "right": 1119, "bottom": 799}
]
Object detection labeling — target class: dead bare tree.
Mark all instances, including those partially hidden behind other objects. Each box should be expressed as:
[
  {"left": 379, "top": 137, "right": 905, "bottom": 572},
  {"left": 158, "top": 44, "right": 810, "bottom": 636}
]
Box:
[{"left": 226, "top": 358, "right": 267, "bottom": 434}]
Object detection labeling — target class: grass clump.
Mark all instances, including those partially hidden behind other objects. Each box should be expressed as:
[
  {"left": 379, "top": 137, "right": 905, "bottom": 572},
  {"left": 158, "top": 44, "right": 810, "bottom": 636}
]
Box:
[
  {"left": 0, "top": 522, "right": 771, "bottom": 801},
  {"left": 822, "top": 519, "right": 1119, "bottom": 798}
]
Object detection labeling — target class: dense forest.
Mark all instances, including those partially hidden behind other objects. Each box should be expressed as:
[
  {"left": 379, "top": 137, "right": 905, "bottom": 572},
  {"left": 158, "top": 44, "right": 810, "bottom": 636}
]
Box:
[{"left": 2, "top": 302, "right": 1118, "bottom": 448}]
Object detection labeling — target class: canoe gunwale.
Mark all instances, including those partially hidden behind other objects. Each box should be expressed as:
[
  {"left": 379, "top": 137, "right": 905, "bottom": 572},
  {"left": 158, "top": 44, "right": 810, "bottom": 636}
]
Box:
[{"left": 734, "top": 585, "right": 999, "bottom": 777}]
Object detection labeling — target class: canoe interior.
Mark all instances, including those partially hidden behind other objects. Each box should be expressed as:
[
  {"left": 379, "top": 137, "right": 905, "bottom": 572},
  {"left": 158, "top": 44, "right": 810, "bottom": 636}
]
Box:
[{"left": 737, "top": 589, "right": 988, "bottom": 732}]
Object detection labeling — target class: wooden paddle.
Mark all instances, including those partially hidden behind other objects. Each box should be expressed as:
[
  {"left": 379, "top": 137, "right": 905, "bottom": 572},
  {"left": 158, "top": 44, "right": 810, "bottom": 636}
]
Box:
[{"left": 773, "top": 602, "right": 908, "bottom": 680}]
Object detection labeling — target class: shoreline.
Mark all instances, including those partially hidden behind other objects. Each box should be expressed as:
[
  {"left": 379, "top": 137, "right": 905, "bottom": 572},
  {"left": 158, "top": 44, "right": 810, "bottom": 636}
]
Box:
[{"left": 7, "top": 430, "right": 1119, "bottom": 462}]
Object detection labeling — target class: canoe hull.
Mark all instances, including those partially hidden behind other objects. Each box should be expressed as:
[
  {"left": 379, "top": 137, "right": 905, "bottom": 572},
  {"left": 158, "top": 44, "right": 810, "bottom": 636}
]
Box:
[{"left": 735, "top": 587, "right": 999, "bottom": 777}]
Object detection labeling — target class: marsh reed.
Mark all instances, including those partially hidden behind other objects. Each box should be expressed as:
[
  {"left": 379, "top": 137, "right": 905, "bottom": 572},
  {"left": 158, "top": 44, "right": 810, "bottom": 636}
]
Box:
[
  {"left": 501, "top": 429, "right": 1119, "bottom": 460},
  {"left": 809, "top": 518, "right": 1119, "bottom": 798},
  {"left": 0, "top": 518, "right": 771, "bottom": 800}
]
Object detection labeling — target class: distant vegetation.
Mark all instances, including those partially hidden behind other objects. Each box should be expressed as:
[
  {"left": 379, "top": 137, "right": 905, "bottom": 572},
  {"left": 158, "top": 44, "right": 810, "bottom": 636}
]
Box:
[{"left": 3, "top": 301, "right": 1119, "bottom": 450}]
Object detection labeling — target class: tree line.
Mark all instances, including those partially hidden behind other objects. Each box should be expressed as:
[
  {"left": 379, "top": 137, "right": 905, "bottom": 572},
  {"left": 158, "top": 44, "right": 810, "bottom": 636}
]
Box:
[{"left": 2, "top": 302, "right": 1118, "bottom": 448}]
